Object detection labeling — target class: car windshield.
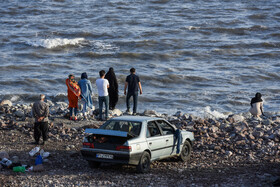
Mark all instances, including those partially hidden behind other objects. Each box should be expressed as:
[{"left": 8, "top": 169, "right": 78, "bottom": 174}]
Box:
[{"left": 100, "top": 120, "right": 142, "bottom": 137}]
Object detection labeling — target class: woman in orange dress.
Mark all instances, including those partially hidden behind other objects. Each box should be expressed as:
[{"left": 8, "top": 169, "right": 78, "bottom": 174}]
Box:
[{"left": 66, "top": 74, "right": 81, "bottom": 120}]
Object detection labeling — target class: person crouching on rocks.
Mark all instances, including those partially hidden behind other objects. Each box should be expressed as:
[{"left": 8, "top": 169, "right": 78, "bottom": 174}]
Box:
[
  {"left": 249, "top": 92, "right": 264, "bottom": 119},
  {"left": 32, "top": 94, "right": 49, "bottom": 145},
  {"left": 66, "top": 74, "right": 81, "bottom": 121}
]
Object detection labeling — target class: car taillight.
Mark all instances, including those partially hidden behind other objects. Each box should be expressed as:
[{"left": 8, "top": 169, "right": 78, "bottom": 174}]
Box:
[
  {"left": 83, "top": 142, "right": 94, "bottom": 148},
  {"left": 116, "top": 145, "right": 132, "bottom": 152}
]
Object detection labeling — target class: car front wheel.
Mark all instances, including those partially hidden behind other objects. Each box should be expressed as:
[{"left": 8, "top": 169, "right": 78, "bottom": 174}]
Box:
[
  {"left": 179, "top": 141, "right": 192, "bottom": 162},
  {"left": 136, "top": 151, "right": 151, "bottom": 173}
]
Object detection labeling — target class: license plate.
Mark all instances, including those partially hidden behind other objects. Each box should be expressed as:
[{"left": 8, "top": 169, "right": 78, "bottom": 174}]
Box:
[{"left": 96, "top": 153, "right": 114, "bottom": 159}]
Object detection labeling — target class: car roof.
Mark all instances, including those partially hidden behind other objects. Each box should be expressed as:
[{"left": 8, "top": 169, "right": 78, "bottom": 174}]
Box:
[{"left": 109, "top": 115, "right": 162, "bottom": 122}]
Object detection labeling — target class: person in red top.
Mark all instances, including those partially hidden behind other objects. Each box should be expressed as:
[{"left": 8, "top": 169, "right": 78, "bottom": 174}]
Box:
[{"left": 66, "top": 74, "right": 81, "bottom": 121}]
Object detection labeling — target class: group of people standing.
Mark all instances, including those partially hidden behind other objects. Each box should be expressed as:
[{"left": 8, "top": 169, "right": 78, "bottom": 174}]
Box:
[
  {"left": 30, "top": 68, "right": 263, "bottom": 145},
  {"left": 65, "top": 67, "right": 142, "bottom": 121}
]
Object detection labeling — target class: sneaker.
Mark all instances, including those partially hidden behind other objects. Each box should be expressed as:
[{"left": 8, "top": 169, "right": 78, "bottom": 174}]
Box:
[
  {"left": 74, "top": 117, "right": 78, "bottom": 121},
  {"left": 133, "top": 113, "right": 137, "bottom": 116},
  {"left": 126, "top": 109, "right": 130, "bottom": 113},
  {"left": 70, "top": 117, "right": 73, "bottom": 120}
]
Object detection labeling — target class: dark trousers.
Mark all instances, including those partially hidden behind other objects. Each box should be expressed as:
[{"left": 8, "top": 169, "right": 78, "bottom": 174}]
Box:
[
  {"left": 126, "top": 92, "right": 138, "bottom": 113},
  {"left": 34, "top": 122, "right": 48, "bottom": 143}
]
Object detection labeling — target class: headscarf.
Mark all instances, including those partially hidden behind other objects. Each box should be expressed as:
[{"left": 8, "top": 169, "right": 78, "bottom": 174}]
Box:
[
  {"left": 251, "top": 92, "right": 263, "bottom": 106},
  {"left": 81, "top": 72, "right": 88, "bottom": 79}
]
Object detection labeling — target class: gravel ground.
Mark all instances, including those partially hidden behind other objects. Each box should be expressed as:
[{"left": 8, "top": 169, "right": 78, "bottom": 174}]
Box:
[{"left": 0, "top": 117, "right": 279, "bottom": 187}]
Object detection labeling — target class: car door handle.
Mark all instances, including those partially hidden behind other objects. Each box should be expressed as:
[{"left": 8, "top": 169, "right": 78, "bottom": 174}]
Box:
[
  {"left": 166, "top": 139, "right": 169, "bottom": 142},
  {"left": 149, "top": 142, "right": 152, "bottom": 145}
]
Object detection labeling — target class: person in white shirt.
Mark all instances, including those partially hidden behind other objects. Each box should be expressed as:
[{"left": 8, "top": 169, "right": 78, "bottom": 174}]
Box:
[{"left": 96, "top": 70, "right": 110, "bottom": 120}]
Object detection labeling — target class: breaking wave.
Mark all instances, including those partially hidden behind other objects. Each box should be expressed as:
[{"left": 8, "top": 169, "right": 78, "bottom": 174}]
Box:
[
  {"left": 203, "top": 106, "right": 228, "bottom": 119},
  {"left": 27, "top": 38, "right": 85, "bottom": 49}
]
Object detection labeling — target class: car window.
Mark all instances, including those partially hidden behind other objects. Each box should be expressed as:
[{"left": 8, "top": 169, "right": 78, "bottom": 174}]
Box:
[
  {"left": 146, "top": 121, "right": 161, "bottom": 138},
  {"left": 100, "top": 121, "right": 142, "bottom": 136},
  {"left": 156, "top": 120, "right": 175, "bottom": 135}
]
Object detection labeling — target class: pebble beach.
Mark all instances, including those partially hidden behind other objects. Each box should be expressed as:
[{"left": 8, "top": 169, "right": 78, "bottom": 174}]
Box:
[{"left": 0, "top": 99, "right": 279, "bottom": 186}]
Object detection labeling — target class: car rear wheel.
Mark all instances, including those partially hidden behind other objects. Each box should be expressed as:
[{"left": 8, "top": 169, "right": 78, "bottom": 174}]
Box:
[
  {"left": 179, "top": 141, "right": 192, "bottom": 162},
  {"left": 88, "top": 161, "right": 101, "bottom": 168},
  {"left": 136, "top": 151, "right": 151, "bottom": 173}
]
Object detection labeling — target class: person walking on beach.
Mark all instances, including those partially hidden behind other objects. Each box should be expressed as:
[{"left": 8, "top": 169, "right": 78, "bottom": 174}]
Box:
[
  {"left": 32, "top": 94, "right": 49, "bottom": 145},
  {"left": 66, "top": 74, "right": 81, "bottom": 121},
  {"left": 96, "top": 70, "right": 110, "bottom": 120},
  {"left": 249, "top": 92, "right": 264, "bottom": 118},
  {"left": 124, "top": 68, "right": 143, "bottom": 115},
  {"left": 105, "top": 67, "right": 119, "bottom": 110},
  {"left": 78, "top": 72, "right": 93, "bottom": 120}
]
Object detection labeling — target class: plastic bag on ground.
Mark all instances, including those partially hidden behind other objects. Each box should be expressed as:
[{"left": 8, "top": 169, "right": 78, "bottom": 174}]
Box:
[
  {"left": 35, "top": 155, "right": 43, "bottom": 165},
  {"left": 1, "top": 158, "right": 12, "bottom": 168},
  {"left": 42, "top": 152, "right": 50, "bottom": 158},
  {"left": 13, "top": 166, "right": 25, "bottom": 173},
  {"left": 39, "top": 149, "right": 44, "bottom": 155},
  {"left": 29, "top": 147, "right": 40, "bottom": 157}
]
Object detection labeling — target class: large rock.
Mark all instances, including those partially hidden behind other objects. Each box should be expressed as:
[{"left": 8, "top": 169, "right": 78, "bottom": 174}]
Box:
[
  {"left": 253, "top": 131, "right": 264, "bottom": 138},
  {"left": 0, "top": 100, "right": 12, "bottom": 107},
  {"left": 209, "top": 126, "right": 219, "bottom": 133},
  {"left": 14, "top": 110, "right": 25, "bottom": 118},
  {"left": 262, "top": 119, "right": 273, "bottom": 126},
  {"left": 225, "top": 151, "right": 233, "bottom": 157},
  {"left": 232, "top": 115, "right": 245, "bottom": 123},
  {"left": 0, "top": 151, "right": 9, "bottom": 159},
  {"left": 46, "top": 100, "right": 55, "bottom": 107},
  {"left": 234, "top": 124, "right": 247, "bottom": 133},
  {"left": 55, "top": 102, "right": 68, "bottom": 109},
  {"left": 275, "top": 129, "right": 280, "bottom": 137},
  {"left": 143, "top": 110, "right": 158, "bottom": 116},
  {"left": 110, "top": 109, "right": 122, "bottom": 116},
  {"left": 220, "top": 123, "right": 233, "bottom": 132},
  {"left": 174, "top": 111, "right": 183, "bottom": 117}
]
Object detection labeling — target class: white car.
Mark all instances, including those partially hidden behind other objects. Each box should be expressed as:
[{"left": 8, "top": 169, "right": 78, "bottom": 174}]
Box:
[{"left": 81, "top": 116, "right": 194, "bottom": 173}]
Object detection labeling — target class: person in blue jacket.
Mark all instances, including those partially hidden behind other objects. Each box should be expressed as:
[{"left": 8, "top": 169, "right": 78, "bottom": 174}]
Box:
[{"left": 78, "top": 72, "right": 93, "bottom": 120}]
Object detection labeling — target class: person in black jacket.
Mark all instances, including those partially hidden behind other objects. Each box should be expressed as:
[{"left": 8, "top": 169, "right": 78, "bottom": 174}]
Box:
[{"left": 124, "top": 68, "right": 143, "bottom": 115}]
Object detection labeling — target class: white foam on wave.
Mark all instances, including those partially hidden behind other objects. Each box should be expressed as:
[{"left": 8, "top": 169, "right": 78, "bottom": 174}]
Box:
[
  {"left": 187, "top": 26, "right": 200, "bottom": 30},
  {"left": 91, "top": 41, "right": 119, "bottom": 52},
  {"left": 10, "top": 95, "right": 20, "bottom": 102},
  {"left": 28, "top": 38, "right": 85, "bottom": 49},
  {"left": 203, "top": 106, "right": 228, "bottom": 119}
]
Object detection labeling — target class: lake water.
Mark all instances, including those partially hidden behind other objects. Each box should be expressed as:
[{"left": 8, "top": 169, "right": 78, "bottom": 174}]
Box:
[{"left": 1, "top": 0, "right": 280, "bottom": 117}]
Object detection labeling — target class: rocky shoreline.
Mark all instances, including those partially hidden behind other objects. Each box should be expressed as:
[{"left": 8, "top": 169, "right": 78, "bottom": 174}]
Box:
[{"left": 0, "top": 99, "right": 279, "bottom": 186}]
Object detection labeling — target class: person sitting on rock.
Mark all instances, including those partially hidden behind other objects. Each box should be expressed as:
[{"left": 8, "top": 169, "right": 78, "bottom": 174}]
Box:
[
  {"left": 249, "top": 92, "right": 264, "bottom": 118},
  {"left": 32, "top": 94, "right": 49, "bottom": 145}
]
